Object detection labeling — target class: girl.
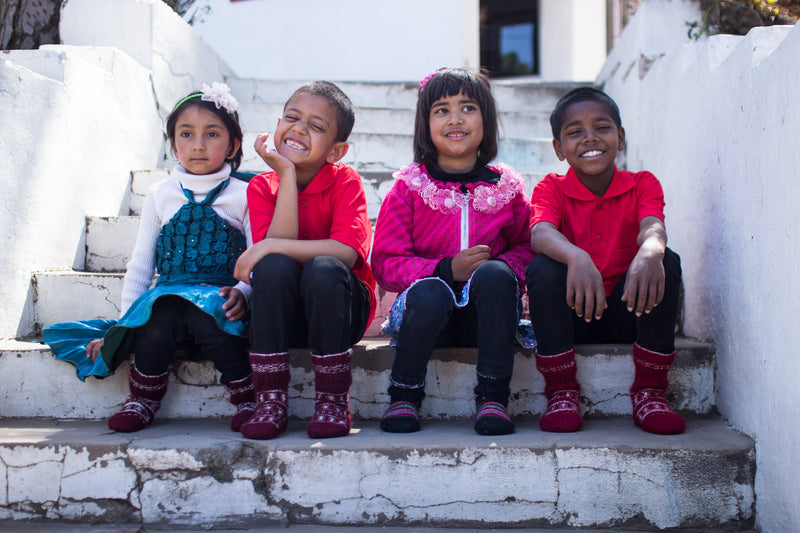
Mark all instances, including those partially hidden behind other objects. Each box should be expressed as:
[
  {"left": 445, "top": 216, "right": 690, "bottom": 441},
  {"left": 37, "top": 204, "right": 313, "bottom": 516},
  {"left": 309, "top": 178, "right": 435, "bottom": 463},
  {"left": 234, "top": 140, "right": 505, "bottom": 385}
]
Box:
[
  {"left": 372, "top": 68, "right": 535, "bottom": 435},
  {"left": 44, "top": 83, "right": 255, "bottom": 433}
]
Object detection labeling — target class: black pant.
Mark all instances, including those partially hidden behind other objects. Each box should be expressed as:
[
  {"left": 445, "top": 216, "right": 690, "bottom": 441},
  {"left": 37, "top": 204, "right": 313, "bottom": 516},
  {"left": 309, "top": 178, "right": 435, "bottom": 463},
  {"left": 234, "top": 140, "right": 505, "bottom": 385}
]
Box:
[
  {"left": 132, "top": 296, "right": 250, "bottom": 383},
  {"left": 249, "top": 254, "right": 371, "bottom": 355},
  {"left": 391, "top": 260, "right": 518, "bottom": 388},
  {"left": 526, "top": 248, "right": 682, "bottom": 355}
]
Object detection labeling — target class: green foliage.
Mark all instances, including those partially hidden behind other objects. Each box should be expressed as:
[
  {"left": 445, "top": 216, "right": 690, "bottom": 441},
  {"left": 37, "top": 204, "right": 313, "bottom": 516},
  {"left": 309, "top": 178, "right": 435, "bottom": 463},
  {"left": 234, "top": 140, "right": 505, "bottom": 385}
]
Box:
[{"left": 687, "top": 0, "right": 800, "bottom": 40}]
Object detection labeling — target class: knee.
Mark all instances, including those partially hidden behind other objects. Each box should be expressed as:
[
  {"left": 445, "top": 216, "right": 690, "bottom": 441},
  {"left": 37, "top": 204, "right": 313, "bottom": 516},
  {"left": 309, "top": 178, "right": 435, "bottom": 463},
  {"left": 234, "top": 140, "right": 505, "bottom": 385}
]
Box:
[
  {"left": 405, "top": 279, "right": 453, "bottom": 315},
  {"left": 252, "top": 254, "right": 297, "bottom": 286},
  {"left": 664, "top": 248, "right": 682, "bottom": 283},
  {"left": 471, "top": 260, "right": 517, "bottom": 295},
  {"left": 526, "top": 255, "right": 566, "bottom": 294},
  {"left": 148, "top": 296, "right": 183, "bottom": 326},
  {"left": 301, "top": 256, "right": 349, "bottom": 293}
]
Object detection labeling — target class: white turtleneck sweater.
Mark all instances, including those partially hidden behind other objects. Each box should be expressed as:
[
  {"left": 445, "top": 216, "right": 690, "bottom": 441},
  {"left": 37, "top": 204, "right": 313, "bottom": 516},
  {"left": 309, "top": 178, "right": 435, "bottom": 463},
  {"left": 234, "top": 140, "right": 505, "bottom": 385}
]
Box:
[{"left": 120, "top": 164, "right": 252, "bottom": 315}]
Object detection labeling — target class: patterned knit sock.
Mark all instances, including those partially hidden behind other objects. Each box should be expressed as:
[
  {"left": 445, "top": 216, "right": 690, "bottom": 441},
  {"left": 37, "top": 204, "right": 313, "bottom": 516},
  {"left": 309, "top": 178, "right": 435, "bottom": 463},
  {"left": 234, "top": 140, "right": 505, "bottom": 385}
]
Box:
[
  {"left": 473, "top": 374, "right": 514, "bottom": 435},
  {"left": 107, "top": 364, "right": 169, "bottom": 433},
  {"left": 475, "top": 401, "right": 514, "bottom": 435},
  {"left": 380, "top": 401, "right": 421, "bottom": 433},
  {"left": 239, "top": 352, "right": 290, "bottom": 440},
  {"left": 630, "top": 343, "right": 686, "bottom": 435},
  {"left": 536, "top": 349, "right": 583, "bottom": 432},
  {"left": 307, "top": 350, "right": 353, "bottom": 439},
  {"left": 225, "top": 374, "right": 256, "bottom": 432}
]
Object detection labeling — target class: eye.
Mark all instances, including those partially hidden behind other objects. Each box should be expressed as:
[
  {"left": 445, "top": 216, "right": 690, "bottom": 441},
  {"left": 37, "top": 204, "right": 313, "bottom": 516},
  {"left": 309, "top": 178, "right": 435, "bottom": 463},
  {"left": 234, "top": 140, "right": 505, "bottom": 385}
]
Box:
[
  {"left": 208, "top": 131, "right": 219, "bottom": 138},
  {"left": 179, "top": 130, "right": 192, "bottom": 138},
  {"left": 311, "top": 123, "right": 325, "bottom": 132},
  {"left": 566, "top": 128, "right": 581, "bottom": 136},
  {"left": 283, "top": 114, "right": 298, "bottom": 122},
  {"left": 462, "top": 104, "right": 477, "bottom": 112},
  {"left": 433, "top": 107, "right": 448, "bottom": 115}
]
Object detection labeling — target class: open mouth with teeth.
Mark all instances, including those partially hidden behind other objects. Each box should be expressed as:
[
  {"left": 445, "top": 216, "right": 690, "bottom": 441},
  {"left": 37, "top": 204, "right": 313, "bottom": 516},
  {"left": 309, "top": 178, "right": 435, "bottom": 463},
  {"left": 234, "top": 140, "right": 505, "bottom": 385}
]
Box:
[
  {"left": 284, "top": 138, "right": 307, "bottom": 151},
  {"left": 581, "top": 150, "right": 604, "bottom": 158}
]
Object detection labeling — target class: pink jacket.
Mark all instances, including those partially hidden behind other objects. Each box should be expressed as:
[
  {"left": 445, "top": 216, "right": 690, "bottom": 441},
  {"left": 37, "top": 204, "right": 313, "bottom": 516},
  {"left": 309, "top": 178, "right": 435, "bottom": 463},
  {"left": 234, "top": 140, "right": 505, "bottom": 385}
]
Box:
[{"left": 372, "top": 162, "right": 534, "bottom": 294}]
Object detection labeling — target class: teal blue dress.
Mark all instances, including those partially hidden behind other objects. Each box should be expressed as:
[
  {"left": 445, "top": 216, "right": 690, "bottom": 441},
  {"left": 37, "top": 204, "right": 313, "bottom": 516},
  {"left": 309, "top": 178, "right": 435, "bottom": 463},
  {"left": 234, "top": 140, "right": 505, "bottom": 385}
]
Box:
[{"left": 43, "top": 179, "right": 248, "bottom": 381}]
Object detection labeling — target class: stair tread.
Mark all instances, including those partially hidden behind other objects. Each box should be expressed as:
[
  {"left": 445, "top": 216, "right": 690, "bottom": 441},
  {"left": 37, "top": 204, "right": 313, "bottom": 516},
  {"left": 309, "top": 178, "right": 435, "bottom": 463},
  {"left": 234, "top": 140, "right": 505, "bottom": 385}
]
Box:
[
  {"left": 0, "top": 415, "right": 754, "bottom": 529},
  {"left": 0, "top": 415, "right": 750, "bottom": 451}
]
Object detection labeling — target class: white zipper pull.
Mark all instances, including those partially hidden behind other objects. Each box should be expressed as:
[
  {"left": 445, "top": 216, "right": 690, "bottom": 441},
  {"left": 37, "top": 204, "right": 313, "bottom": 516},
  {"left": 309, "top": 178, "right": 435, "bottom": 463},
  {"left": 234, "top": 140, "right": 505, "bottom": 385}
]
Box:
[{"left": 460, "top": 193, "right": 469, "bottom": 250}]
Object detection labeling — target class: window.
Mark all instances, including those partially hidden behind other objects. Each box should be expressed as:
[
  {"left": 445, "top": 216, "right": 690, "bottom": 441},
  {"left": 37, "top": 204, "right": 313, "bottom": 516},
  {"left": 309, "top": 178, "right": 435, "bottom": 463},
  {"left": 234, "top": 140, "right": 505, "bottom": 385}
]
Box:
[{"left": 480, "top": 0, "right": 538, "bottom": 78}]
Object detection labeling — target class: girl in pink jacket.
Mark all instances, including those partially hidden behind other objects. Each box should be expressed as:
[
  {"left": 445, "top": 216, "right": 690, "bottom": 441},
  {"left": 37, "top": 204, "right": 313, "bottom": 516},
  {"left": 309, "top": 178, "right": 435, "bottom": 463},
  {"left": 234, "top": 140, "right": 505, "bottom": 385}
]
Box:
[{"left": 372, "top": 68, "right": 534, "bottom": 435}]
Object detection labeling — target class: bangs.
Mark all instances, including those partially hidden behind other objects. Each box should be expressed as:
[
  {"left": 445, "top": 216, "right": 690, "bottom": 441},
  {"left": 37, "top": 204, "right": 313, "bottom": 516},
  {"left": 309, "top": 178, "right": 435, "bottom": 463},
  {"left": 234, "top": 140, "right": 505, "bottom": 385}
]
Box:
[{"left": 422, "top": 72, "right": 481, "bottom": 106}]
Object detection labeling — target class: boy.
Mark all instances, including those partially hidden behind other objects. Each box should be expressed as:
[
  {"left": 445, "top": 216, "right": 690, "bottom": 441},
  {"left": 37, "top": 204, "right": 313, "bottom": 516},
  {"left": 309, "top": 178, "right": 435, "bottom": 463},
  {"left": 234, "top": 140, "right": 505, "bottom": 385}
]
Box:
[
  {"left": 526, "top": 87, "right": 684, "bottom": 435},
  {"left": 234, "top": 82, "right": 376, "bottom": 440}
]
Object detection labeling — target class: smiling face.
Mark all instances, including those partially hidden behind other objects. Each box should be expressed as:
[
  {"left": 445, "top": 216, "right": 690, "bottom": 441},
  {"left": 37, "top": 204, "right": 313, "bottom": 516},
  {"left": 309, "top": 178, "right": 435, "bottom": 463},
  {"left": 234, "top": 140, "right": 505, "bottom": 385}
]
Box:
[
  {"left": 553, "top": 99, "right": 625, "bottom": 196},
  {"left": 273, "top": 91, "right": 348, "bottom": 185},
  {"left": 428, "top": 90, "right": 484, "bottom": 173},
  {"left": 171, "top": 104, "right": 239, "bottom": 175}
]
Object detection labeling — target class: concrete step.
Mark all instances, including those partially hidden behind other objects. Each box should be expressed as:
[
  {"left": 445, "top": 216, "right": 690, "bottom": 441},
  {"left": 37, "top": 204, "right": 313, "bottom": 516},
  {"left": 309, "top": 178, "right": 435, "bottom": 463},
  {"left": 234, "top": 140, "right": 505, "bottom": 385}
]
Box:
[
  {"left": 0, "top": 338, "right": 714, "bottom": 420},
  {"left": 237, "top": 101, "right": 553, "bottom": 139},
  {"left": 238, "top": 131, "right": 566, "bottom": 176},
  {"left": 0, "top": 416, "right": 754, "bottom": 529},
  {"left": 85, "top": 215, "right": 139, "bottom": 272}
]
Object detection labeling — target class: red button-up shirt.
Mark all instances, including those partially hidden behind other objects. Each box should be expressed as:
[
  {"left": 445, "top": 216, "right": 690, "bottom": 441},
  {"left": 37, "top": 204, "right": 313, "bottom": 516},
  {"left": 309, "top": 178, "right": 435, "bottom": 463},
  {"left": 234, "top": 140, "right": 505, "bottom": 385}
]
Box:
[
  {"left": 529, "top": 167, "right": 665, "bottom": 296},
  {"left": 247, "top": 163, "right": 377, "bottom": 324}
]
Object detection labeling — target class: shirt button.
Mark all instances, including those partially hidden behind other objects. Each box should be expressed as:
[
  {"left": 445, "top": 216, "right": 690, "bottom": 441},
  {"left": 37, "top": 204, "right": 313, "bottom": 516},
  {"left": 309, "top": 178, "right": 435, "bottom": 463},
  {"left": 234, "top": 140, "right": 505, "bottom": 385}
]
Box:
[
  {"left": 303, "top": 233, "right": 309, "bottom": 239},
  {"left": 596, "top": 234, "right": 601, "bottom": 241},
  {"left": 301, "top": 201, "right": 307, "bottom": 208},
  {"left": 596, "top": 203, "right": 602, "bottom": 210}
]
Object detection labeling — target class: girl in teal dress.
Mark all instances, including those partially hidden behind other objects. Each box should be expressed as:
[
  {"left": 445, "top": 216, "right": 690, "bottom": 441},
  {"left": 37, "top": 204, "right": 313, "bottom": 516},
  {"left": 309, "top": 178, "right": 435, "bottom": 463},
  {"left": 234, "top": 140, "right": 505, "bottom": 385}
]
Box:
[{"left": 44, "top": 83, "right": 254, "bottom": 433}]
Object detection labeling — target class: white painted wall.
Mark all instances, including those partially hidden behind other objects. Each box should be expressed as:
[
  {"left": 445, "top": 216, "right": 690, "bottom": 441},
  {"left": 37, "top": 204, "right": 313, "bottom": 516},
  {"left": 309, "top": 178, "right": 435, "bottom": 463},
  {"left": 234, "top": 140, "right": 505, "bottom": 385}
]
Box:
[
  {"left": 598, "top": 1, "right": 800, "bottom": 531},
  {"left": 0, "top": 46, "right": 162, "bottom": 338},
  {"left": 539, "top": 0, "right": 607, "bottom": 81},
  {"left": 0, "top": 0, "right": 236, "bottom": 338},
  {"left": 189, "top": 0, "right": 480, "bottom": 81},
  {"left": 189, "top": 0, "right": 606, "bottom": 82}
]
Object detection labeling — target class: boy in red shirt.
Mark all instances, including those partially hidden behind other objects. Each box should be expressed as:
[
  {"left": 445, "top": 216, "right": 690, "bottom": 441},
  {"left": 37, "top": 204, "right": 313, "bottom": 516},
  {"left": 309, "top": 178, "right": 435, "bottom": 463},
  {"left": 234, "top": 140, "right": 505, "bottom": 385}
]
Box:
[
  {"left": 234, "top": 82, "right": 376, "bottom": 440},
  {"left": 526, "top": 87, "right": 684, "bottom": 435}
]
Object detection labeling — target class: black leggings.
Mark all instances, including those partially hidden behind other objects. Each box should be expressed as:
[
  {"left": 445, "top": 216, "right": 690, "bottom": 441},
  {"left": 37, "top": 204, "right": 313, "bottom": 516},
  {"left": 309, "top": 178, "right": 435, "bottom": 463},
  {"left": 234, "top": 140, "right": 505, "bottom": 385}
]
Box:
[
  {"left": 525, "top": 248, "right": 682, "bottom": 355},
  {"left": 390, "top": 259, "right": 519, "bottom": 388},
  {"left": 132, "top": 296, "right": 249, "bottom": 383},
  {"left": 249, "top": 254, "right": 371, "bottom": 355}
]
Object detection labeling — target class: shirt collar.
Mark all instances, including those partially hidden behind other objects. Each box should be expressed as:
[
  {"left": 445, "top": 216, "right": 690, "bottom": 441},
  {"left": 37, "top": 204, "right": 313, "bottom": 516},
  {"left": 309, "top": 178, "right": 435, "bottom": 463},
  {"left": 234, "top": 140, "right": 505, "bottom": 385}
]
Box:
[
  {"left": 299, "top": 163, "right": 337, "bottom": 195},
  {"left": 563, "top": 166, "right": 634, "bottom": 200}
]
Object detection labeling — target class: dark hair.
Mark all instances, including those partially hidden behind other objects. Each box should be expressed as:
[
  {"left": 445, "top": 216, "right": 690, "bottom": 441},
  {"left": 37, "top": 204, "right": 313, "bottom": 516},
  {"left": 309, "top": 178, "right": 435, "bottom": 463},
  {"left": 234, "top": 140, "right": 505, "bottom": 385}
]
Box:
[
  {"left": 550, "top": 87, "right": 622, "bottom": 141},
  {"left": 166, "top": 92, "right": 244, "bottom": 171},
  {"left": 413, "top": 68, "right": 498, "bottom": 167},
  {"left": 289, "top": 81, "right": 355, "bottom": 142}
]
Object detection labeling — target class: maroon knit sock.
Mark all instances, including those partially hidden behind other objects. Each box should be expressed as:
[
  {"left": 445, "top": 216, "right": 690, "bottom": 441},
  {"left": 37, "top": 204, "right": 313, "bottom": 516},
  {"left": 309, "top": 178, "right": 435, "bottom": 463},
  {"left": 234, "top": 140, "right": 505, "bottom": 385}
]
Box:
[
  {"left": 226, "top": 374, "right": 256, "bottom": 432},
  {"left": 307, "top": 350, "right": 353, "bottom": 439},
  {"left": 630, "top": 343, "right": 686, "bottom": 435},
  {"left": 239, "top": 352, "right": 290, "bottom": 440},
  {"left": 535, "top": 349, "right": 583, "bottom": 432},
  {"left": 107, "top": 364, "right": 169, "bottom": 433}
]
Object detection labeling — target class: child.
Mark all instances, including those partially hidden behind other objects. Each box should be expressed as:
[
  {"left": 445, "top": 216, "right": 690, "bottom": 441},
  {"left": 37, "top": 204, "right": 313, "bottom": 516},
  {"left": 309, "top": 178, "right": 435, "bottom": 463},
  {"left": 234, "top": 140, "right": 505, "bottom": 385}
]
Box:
[
  {"left": 43, "top": 83, "right": 255, "bottom": 433},
  {"left": 371, "top": 68, "right": 534, "bottom": 435},
  {"left": 526, "top": 86, "right": 684, "bottom": 435},
  {"left": 233, "top": 81, "right": 376, "bottom": 440}
]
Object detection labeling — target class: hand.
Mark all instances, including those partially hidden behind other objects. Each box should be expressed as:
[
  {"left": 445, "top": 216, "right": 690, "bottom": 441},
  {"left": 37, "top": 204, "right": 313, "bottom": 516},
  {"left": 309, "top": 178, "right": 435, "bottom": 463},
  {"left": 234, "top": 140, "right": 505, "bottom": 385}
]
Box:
[
  {"left": 451, "top": 245, "right": 490, "bottom": 282},
  {"left": 86, "top": 338, "right": 104, "bottom": 362},
  {"left": 234, "top": 240, "right": 274, "bottom": 283},
  {"left": 254, "top": 133, "right": 296, "bottom": 176},
  {"left": 622, "top": 245, "right": 665, "bottom": 317},
  {"left": 220, "top": 286, "right": 247, "bottom": 321},
  {"left": 566, "top": 252, "right": 607, "bottom": 322}
]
